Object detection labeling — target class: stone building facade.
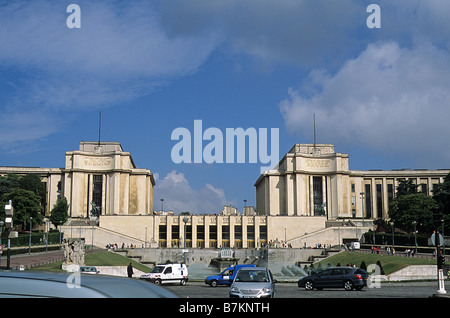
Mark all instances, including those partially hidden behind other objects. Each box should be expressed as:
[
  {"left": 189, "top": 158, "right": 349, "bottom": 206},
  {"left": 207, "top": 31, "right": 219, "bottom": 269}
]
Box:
[
  {"left": 255, "top": 144, "right": 448, "bottom": 220},
  {"left": 2, "top": 142, "right": 448, "bottom": 248},
  {"left": 0, "top": 141, "right": 155, "bottom": 218}
]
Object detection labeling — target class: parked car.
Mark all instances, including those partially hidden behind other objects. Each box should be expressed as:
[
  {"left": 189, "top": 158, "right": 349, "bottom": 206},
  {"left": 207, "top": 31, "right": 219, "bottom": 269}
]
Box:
[
  {"left": 298, "top": 267, "right": 369, "bottom": 291},
  {"left": 205, "top": 264, "right": 256, "bottom": 287},
  {"left": 0, "top": 271, "right": 177, "bottom": 298},
  {"left": 80, "top": 266, "right": 99, "bottom": 274},
  {"left": 229, "top": 267, "right": 276, "bottom": 298},
  {"left": 140, "top": 263, "right": 188, "bottom": 286}
]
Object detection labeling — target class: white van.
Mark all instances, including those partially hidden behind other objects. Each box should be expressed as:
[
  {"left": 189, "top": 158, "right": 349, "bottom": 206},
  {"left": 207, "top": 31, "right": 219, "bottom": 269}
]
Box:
[
  {"left": 350, "top": 242, "right": 360, "bottom": 250},
  {"left": 140, "top": 263, "right": 188, "bottom": 286}
]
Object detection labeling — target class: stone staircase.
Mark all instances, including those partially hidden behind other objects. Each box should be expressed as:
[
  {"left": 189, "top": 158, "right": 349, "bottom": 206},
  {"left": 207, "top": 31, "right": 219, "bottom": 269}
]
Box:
[{"left": 296, "top": 247, "right": 343, "bottom": 268}]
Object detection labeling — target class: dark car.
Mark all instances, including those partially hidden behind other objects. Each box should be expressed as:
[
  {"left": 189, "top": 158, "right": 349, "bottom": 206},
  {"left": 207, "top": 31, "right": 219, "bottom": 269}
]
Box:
[{"left": 298, "top": 267, "right": 369, "bottom": 291}]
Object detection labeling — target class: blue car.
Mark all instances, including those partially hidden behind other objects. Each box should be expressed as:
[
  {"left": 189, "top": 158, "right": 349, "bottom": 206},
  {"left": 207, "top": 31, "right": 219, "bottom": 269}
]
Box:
[
  {"left": 205, "top": 264, "right": 256, "bottom": 287},
  {"left": 298, "top": 267, "right": 369, "bottom": 291}
]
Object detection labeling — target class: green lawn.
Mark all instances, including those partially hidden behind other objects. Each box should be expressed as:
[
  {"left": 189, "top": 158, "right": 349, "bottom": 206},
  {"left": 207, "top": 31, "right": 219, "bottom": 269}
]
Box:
[
  {"left": 314, "top": 251, "right": 437, "bottom": 275},
  {"left": 32, "top": 251, "right": 152, "bottom": 273}
]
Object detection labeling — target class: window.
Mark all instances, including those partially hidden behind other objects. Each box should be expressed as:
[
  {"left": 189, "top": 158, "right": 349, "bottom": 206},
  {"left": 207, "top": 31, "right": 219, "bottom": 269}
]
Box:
[
  {"left": 313, "top": 177, "right": 324, "bottom": 216},
  {"left": 209, "top": 226, "right": 217, "bottom": 240},
  {"left": 222, "top": 226, "right": 230, "bottom": 240},
  {"left": 365, "top": 184, "right": 372, "bottom": 219},
  {"left": 332, "top": 268, "right": 346, "bottom": 275},
  {"left": 247, "top": 225, "right": 255, "bottom": 240},
  {"left": 387, "top": 184, "right": 394, "bottom": 203},
  {"left": 420, "top": 184, "right": 427, "bottom": 194},
  {"left": 197, "top": 225, "right": 204, "bottom": 240},
  {"left": 247, "top": 225, "right": 255, "bottom": 248},
  {"left": 92, "top": 175, "right": 103, "bottom": 215},
  {"left": 235, "top": 225, "right": 242, "bottom": 240},
  {"left": 259, "top": 225, "right": 267, "bottom": 241},
  {"left": 172, "top": 225, "right": 179, "bottom": 240},
  {"left": 222, "top": 225, "right": 230, "bottom": 247},
  {"left": 186, "top": 225, "right": 192, "bottom": 240},
  {"left": 159, "top": 225, "right": 167, "bottom": 248},
  {"left": 376, "top": 184, "right": 382, "bottom": 218},
  {"left": 209, "top": 225, "right": 217, "bottom": 248}
]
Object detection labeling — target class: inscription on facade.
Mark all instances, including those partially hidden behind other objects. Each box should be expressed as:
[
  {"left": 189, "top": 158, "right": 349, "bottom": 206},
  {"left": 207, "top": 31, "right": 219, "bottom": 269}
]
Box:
[
  {"left": 305, "top": 159, "right": 331, "bottom": 168},
  {"left": 84, "top": 157, "right": 112, "bottom": 167}
]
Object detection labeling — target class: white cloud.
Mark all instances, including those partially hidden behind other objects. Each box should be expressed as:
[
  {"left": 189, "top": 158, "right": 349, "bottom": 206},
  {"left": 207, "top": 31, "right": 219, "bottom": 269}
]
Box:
[
  {"left": 153, "top": 170, "right": 232, "bottom": 214},
  {"left": 0, "top": 0, "right": 219, "bottom": 149},
  {"left": 279, "top": 41, "right": 450, "bottom": 166},
  {"left": 2, "top": 0, "right": 450, "bottom": 159}
]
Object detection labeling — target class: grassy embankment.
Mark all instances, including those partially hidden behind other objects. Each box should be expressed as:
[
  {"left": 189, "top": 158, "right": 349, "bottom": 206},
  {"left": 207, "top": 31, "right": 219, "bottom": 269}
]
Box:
[
  {"left": 314, "top": 251, "right": 437, "bottom": 275},
  {"left": 32, "top": 251, "right": 152, "bottom": 273}
]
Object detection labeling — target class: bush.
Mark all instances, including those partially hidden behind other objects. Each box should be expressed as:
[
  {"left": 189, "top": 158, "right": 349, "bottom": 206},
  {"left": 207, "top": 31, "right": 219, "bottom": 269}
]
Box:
[
  {"left": 360, "top": 261, "right": 367, "bottom": 271},
  {"left": 9, "top": 231, "right": 63, "bottom": 247},
  {"left": 376, "top": 260, "right": 385, "bottom": 275}
]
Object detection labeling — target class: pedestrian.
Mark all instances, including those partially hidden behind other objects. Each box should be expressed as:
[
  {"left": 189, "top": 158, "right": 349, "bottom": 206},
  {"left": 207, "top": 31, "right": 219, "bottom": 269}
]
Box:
[{"left": 127, "top": 262, "right": 134, "bottom": 278}]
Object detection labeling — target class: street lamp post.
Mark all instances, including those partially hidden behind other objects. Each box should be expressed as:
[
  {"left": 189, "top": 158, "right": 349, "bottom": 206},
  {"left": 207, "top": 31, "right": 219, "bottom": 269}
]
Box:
[
  {"left": 182, "top": 217, "right": 189, "bottom": 265},
  {"left": 391, "top": 221, "right": 395, "bottom": 250},
  {"left": 0, "top": 220, "right": 3, "bottom": 268},
  {"left": 58, "top": 221, "right": 62, "bottom": 251},
  {"left": 412, "top": 221, "right": 418, "bottom": 256},
  {"left": 0, "top": 220, "right": 3, "bottom": 245},
  {"left": 442, "top": 219, "right": 446, "bottom": 256},
  {"left": 28, "top": 217, "right": 32, "bottom": 255},
  {"left": 45, "top": 220, "right": 49, "bottom": 253}
]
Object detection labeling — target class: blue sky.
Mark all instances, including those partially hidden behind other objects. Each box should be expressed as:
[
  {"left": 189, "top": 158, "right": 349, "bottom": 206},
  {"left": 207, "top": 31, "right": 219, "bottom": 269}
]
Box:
[{"left": 0, "top": 0, "right": 449, "bottom": 214}]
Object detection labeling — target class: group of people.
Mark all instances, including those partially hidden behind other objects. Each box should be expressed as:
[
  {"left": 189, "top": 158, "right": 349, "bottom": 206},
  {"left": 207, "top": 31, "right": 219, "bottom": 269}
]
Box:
[
  {"left": 105, "top": 242, "right": 139, "bottom": 250},
  {"left": 371, "top": 245, "right": 397, "bottom": 255},
  {"left": 404, "top": 248, "right": 415, "bottom": 257},
  {"left": 264, "top": 240, "right": 295, "bottom": 248}
]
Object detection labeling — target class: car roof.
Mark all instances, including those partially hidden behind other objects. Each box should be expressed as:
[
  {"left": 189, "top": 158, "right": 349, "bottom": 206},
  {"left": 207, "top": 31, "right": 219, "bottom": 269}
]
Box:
[
  {"left": 235, "top": 264, "right": 255, "bottom": 267},
  {"left": 238, "top": 267, "right": 267, "bottom": 271},
  {"left": 0, "top": 270, "right": 178, "bottom": 298}
]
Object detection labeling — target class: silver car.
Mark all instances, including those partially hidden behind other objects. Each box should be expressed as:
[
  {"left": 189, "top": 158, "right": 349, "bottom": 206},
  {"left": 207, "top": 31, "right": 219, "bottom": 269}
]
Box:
[
  {"left": 0, "top": 271, "right": 178, "bottom": 298},
  {"left": 229, "top": 267, "right": 276, "bottom": 298}
]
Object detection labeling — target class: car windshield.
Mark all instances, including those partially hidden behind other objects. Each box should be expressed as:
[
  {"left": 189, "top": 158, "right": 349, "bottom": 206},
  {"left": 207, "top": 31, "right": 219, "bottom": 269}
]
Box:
[
  {"left": 151, "top": 266, "right": 165, "bottom": 273},
  {"left": 235, "top": 270, "right": 268, "bottom": 282}
]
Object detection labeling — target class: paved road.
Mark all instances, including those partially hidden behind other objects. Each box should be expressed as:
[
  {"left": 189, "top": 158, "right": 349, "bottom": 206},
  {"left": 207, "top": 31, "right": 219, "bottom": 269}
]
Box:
[{"left": 164, "top": 281, "right": 444, "bottom": 298}]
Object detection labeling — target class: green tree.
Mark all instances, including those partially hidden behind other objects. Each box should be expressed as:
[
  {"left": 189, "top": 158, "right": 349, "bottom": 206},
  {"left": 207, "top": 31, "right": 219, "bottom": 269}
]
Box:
[
  {"left": 1, "top": 188, "right": 43, "bottom": 231},
  {"left": 433, "top": 172, "right": 450, "bottom": 233},
  {"left": 396, "top": 178, "right": 418, "bottom": 197},
  {"left": 0, "top": 174, "right": 20, "bottom": 200},
  {"left": 360, "top": 261, "right": 367, "bottom": 271},
  {"left": 376, "top": 260, "right": 385, "bottom": 275},
  {"left": 18, "top": 174, "right": 46, "bottom": 208},
  {"left": 389, "top": 193, "right": 436, "bottom": 234},
  {"left": 50, "top": 197, "right": 69, "bottom": 228}
]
